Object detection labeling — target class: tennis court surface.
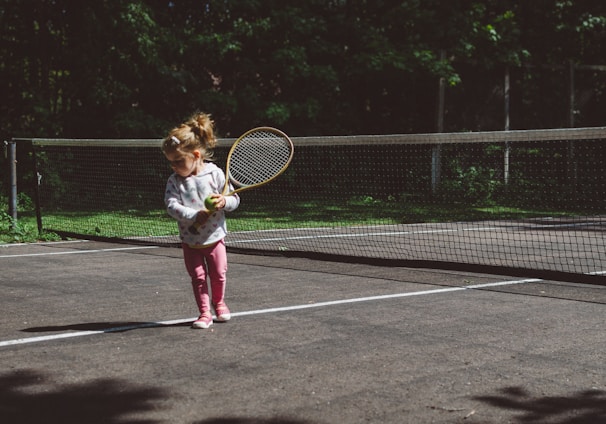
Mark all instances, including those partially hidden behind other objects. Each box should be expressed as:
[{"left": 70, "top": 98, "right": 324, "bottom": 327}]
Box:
[{"left": 2, "top": 240, "right": 605, "bottom": 423}]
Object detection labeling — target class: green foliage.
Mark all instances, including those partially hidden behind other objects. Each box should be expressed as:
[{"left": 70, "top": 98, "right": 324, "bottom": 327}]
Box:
[
  {"left": 3, "top": 0, "right": 606, "bottom": 141},
  {"left": 439, "top": 164, "right": 501, "bottom": 206},
  {"left": 0, "top": 210, "right": 28, "bottom": 243},
  {"left": 265, "top": 103, "right": 291, "bottom": 125},
  {"left": 16, "top": 192, "right": 33, "bottom": 211},
  {"left": 0, "top": 208, "right": 59, "bottom": 243}
]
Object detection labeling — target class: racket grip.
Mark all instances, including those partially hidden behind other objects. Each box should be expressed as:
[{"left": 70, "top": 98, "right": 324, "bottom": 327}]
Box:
[
  {"left": 188, "top": 223, "right": 201, "bottom": 234},
  {"left": 188, "top": 210, "right": 210, "bottom": 234}
]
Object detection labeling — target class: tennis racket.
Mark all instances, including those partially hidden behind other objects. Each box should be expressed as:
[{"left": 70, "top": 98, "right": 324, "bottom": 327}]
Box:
[
  {"left": 221, "top": 126, "right": 294, "bottom": 196},
  {"left": 190, "top": 127, "right": 294, "bottom": 232}
]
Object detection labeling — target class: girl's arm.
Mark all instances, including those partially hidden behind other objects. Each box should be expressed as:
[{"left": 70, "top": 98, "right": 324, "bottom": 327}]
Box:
[
  {"left": 164, "top": 177, "right": 198, "bottom": 222},
  {"left": 220, "top": 179, "right": 240, "bottom": 212},
  {"left": 208, "top": 170, "right": 240, "bottom": 212}
]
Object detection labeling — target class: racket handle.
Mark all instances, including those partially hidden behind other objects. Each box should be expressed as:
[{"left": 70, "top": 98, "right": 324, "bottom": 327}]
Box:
[{"left": 188, "top": 210, "right": 211, "bottom": 234}]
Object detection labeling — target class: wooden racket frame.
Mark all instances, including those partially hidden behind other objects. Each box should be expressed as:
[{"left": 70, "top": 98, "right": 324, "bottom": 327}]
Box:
[{"left": 221, "top": 126, "right": 294, "bottom": 196}]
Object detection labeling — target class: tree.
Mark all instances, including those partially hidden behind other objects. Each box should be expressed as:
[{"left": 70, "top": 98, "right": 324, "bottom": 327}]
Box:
[{"left": 1, "top": 0, "right": 606, "bottom": 143}]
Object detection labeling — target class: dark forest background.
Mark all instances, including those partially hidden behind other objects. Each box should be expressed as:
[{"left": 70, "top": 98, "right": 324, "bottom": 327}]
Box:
[{"left": 2, "top": 0, "right": 606, "bottom": 142}]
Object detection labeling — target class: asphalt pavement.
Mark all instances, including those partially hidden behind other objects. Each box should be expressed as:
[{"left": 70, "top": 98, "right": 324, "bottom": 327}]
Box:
[{"left": 1, "top": 240, "right": 605, "bottom": 423}]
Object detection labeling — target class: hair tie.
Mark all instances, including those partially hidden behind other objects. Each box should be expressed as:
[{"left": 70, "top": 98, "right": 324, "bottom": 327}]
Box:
[{"left": 171, "top": 136, "right": 181, "bottom": 145}]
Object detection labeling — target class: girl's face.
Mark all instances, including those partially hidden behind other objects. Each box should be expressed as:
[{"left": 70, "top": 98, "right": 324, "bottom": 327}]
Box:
[{"left": 165, "top": 150, "right": 202, "bottom": 177}]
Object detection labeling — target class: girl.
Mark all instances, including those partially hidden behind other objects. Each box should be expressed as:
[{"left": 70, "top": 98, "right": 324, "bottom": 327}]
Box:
[{"left": 162, "top": 112, "right": 240, "bottom": 329}]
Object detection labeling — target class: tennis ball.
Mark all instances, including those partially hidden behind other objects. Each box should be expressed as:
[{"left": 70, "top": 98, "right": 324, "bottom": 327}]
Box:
[{"left": 204, "top": 196, "right": 217, "bottom": 211}]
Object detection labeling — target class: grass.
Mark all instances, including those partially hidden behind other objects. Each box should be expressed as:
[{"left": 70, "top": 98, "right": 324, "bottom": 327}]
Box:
[
  {"left": 1, "top": 196, "right": 593, "bottom": 244},
  {"left": 0, "top": 211, "right": 61, "bottom": 244}
]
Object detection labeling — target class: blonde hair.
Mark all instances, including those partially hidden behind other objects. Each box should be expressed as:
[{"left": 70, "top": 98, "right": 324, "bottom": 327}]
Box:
[{"left": 162, "top": 112, "right": 217, "bottom": 161}]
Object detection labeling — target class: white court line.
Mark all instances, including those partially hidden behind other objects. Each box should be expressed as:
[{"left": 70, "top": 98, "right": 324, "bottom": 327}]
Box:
[
  {"left": 0, "top": 240, "right": 90, "bottom": 247},
  {"left": 0, "top": 277, "right": 539, "bottom": 348},
  {"left": 0, "top": 245, "right": 159, "bottom": 258}
]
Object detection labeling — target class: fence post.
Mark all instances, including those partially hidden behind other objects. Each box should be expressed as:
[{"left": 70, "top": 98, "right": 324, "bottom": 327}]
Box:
[
  {"left": 567, "top": 61, "right": 578, "bottom": 199},
  {"left": 504, "top": 66, "right": 511, "bottom": 186},
  {"left": 7, "top": 140, "right": 18, "bottom": 229},
  {"left": 432, "top": 50, "right": 446, "bottom": 194}
]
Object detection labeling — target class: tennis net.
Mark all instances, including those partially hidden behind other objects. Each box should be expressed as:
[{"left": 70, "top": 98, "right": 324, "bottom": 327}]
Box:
[{"left": 17, "top": 127, "right": 606, "bottom": 283}]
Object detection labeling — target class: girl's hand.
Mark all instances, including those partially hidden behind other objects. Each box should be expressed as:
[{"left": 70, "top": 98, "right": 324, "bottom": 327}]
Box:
[
  {"left": 209, "top": 193, "right": 226, "bottom": 210},
  {"left": 195, "top": 210, "right": 210, "bottom": 226}
]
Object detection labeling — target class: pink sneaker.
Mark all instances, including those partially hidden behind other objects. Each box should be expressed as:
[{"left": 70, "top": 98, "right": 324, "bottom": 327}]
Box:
[
  {"left": 192, "top": 312, "right": 213, "bottom": 329},
  {"left": 213, "top": 302, "right": 231, "bottom": 322}
]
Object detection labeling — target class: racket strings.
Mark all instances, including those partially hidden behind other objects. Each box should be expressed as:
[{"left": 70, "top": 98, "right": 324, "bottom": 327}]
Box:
[{"left": 228, "top": 131, "right": 293, "bottom": 187}]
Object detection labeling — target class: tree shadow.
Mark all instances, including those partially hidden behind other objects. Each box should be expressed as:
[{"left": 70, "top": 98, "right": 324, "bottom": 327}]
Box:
[
  {"left": 474, "top": 386, "right": 606, "bottom": 423},
  {"left": 0, "top": 369, "right": 168, "bottom": 424}
]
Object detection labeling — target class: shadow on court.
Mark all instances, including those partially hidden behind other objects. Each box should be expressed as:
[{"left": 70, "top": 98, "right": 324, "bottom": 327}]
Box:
[
  {"left": 474, "top": 386, "right": 606, "bottom": 424},
  {"left": 0, "top": 369, "right": 167, "bottom": 424},
  {"left": 0, "top": 369, "right": 321, "bottom": 424},
  {"left": 4, "top": 368, "right": 605, "bottom": 424},
  {"left": 21, "top": 321, "right": 191, "bottom": 333},
  {"left": 193, "top": 418, "right": 319, "bottom": 424}
]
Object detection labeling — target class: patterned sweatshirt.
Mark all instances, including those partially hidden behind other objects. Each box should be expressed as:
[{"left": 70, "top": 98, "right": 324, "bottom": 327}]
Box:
[{"left": 164, "top": 162, "right": 240, "bottom": 247}]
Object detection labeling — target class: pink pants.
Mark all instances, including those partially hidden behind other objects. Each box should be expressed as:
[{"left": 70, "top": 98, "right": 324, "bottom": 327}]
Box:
[{"left": 182, "top": 240, "right": 228, "bottom": 314}]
